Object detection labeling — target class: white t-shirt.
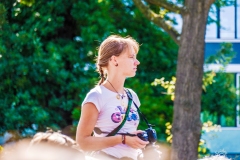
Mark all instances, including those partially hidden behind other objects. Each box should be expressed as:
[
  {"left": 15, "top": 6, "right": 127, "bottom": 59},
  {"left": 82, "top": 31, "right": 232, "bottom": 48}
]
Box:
[{"left": 82, "top": 85, "right": 141, "bottom": 160}]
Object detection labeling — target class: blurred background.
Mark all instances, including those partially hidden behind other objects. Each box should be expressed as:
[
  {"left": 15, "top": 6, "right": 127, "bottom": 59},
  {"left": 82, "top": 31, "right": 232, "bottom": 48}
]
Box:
[{"left": 0, "top": 0, "right": 239, "bottom": 159}]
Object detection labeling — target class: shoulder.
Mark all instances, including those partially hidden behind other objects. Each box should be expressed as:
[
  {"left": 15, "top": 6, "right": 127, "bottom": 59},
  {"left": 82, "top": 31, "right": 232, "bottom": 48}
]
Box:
[
  {"left": 86, "top": 85, "right": 103, "bottom": 97},
  {"left": 125, "top": 88, "right": 137, "bottom": 97},
  {"left": 125, "top": 88, "right": 141, "bottom": 106},
  {"left": 83, "top": 85, "right": 104, "bottom": 104},
  {"left": 82, "top": 85, "right": 104, "bottom": 111}
]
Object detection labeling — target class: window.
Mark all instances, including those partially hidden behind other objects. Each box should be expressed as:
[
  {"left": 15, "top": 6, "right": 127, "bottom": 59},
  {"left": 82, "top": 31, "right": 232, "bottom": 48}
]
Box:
[
  {"left": 206, "top": 5, "right": 217, "bottom": 39},
  {"left": 205, "top": 0, "right": 240, "bottom": 39},
  {"left": 168, "top": 1, "right": 240, "bottom": 39},
  {"left": 220, "top": 5, "right": 235, "bottom": 38}
]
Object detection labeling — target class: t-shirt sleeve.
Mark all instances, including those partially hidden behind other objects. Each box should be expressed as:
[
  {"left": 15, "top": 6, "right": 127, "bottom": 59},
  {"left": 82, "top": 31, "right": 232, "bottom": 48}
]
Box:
[{"left": 81, "top": 90, "right": 101, "bottom": 112}]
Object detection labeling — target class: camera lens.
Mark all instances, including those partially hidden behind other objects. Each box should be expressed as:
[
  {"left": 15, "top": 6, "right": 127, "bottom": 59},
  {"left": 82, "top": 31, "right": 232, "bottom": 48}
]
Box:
[
  {"left": 145, "top": 128, "right": 157, "bottom": 143},
  {"left": 137, "top": 132, "right": 148, "bottom": 141}
]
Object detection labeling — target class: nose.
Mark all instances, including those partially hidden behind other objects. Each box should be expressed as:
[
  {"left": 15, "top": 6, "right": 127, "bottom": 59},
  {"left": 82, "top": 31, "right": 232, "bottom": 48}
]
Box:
[{"left": 135, "top": 59, "right": 140, "bottom": 65}]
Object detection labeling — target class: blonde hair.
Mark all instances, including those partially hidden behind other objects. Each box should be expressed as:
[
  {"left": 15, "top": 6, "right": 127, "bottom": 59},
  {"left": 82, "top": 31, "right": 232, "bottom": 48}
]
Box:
[
  {"left": 1, "top": 130, "right": 85, "bottom": 160},
  {"left": 96, "top": 35, "right": 139, "bottom": 85},
  {"left": 29, "top": 130, "right": 77, "bottom": 148}
]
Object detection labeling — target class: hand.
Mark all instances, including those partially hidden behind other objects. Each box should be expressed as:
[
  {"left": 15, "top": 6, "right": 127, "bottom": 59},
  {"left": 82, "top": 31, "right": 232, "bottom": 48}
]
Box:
[{"left": 124, "top": 130, "right": 149, "bottom": 149}]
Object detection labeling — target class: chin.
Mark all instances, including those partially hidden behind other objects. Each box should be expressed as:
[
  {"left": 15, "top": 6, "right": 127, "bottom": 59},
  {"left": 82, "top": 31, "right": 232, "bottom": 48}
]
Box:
[
  {"left": 128, "top": 73, "right": 136, "bottom": 78},
  {"left": 125, "top": 71, "right": 137, "bottom": 78}
]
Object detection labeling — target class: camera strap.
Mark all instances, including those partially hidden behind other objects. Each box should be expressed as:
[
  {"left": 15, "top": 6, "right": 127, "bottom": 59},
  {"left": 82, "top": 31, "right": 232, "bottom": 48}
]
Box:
[
  {"left": 125, "top": 89, "right": 152, "bottom": 128},
  {"left": 106, "top": 89, "right": 132, "bottom": 137}
]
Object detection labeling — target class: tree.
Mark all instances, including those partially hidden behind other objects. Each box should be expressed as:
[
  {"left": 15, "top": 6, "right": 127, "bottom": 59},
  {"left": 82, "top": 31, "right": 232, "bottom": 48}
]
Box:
[
  {"left": 132, "top": 0, "right": 233, "bottom": 159},
  {"left": 0, "top": 0, "right": 97, "bottom": 135},
  {"left": 0, "top": 0, "right": 178, "bottom": 141}
]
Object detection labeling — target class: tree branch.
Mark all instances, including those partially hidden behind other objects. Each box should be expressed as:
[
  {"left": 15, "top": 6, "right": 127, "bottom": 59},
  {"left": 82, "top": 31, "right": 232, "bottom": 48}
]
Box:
[
  {"left": 146, "top": 0, "right": 188, "bottom": 15},
  {"left": 133, "top": 0, "right": 181, "bottom": 45},
  {"left": 205, "top": 0, "right": 216, "bottom": 9}
]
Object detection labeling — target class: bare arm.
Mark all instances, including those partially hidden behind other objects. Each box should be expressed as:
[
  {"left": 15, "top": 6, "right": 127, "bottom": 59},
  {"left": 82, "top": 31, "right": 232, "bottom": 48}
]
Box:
[{"left": 76, "top": 102, "right": 148, "bottom": 151}]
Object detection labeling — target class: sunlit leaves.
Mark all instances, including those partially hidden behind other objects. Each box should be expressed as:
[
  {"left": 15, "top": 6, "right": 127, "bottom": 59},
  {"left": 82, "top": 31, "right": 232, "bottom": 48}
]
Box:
[
  {"left": 214, "top": 0, "right": 235, "bottom": 8},
  {"left": 165, "top": 122, "right": 172, "bottom": 143},
  {"left": 152, "top": 77, "right": 176, "bottom": 100},
  {"left": 202, "top": 121, "right": 222, "bottom": 133},
  {"left": 18, "top": 0, "right": 35, "bottom": 7},
  {"left": 152, "top": 74, "right": 217, "bottom": 100},
  {"left": 198, "top": 139, "right": 209, "bottom": 157},
  {"left": 159, "top": 9, "right": 168, "bottom": 18},
  {"left": 202, "top": 72, "right": 216, "bottom": 92}
]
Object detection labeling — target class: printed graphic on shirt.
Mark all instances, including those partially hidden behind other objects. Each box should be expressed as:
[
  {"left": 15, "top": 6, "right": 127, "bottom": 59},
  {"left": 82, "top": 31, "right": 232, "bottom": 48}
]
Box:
[{"left": 111, "top": 106, "right": 139, "bottom": 124}]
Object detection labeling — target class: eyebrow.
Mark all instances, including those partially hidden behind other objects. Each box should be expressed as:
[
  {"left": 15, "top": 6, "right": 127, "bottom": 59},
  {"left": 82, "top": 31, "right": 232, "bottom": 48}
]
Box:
[{"left": 129, "top": 53, "right": 136, "bottom": 57}]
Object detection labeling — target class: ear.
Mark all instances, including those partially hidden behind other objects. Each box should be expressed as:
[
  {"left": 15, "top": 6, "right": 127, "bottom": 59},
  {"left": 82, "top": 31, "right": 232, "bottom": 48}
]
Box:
[{"left": 110, "top": 55, "right": 118, "bottom": 66}]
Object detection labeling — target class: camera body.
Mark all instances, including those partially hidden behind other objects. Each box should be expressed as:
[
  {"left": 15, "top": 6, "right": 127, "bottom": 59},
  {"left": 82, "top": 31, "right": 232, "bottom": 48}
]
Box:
[{"left": 137, "top": 127, "right": 157, "bottom": 143}]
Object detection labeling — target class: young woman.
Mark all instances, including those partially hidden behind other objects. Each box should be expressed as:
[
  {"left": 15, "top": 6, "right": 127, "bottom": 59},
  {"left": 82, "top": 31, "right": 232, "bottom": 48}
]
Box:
[{"left": 76, "top": 35, "right": 148, "bottom": 160}]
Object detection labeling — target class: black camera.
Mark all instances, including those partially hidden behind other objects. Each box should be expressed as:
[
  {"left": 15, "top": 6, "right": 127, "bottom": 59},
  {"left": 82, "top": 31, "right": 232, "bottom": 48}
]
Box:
[
  {"left": 137, "top": 127, "right": 161, "bottom": 160},
  {"left": 137, "top": 127, "right": 157, "bottom": 143}
]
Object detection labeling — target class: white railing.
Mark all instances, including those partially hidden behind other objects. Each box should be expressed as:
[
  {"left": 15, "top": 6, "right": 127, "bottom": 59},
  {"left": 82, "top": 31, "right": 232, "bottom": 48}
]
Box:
[
  {"left": 204, "top": 64, "right": 240, "bottom": 73},
  {"left": 205, "top": 39, "right": 240, "bottom": 43}
]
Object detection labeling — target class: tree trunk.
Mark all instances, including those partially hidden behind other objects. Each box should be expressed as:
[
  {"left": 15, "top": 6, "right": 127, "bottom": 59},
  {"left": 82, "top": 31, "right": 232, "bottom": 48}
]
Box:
[{"left": 171, "top": 0, "right": 214, "bottom": 160}]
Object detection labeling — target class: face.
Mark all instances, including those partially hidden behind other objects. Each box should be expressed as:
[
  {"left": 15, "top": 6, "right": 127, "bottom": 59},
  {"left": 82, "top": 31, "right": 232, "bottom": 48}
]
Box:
[{"left": 115, "top": 46, "right": 140, "bottom": 78}]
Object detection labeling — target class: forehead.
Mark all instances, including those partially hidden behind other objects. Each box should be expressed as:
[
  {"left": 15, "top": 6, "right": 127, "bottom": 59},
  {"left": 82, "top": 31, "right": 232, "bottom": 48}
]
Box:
[
  {"left": 126, "top": 45, "right": 137, "bottom": 56},
  {"left": 120, "top": 48, "right": 136, "bottom": 58}
]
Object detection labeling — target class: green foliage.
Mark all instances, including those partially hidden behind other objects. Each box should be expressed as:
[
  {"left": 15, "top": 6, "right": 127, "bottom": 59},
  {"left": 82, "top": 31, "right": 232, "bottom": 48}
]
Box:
[
  {"left": 0, "top": 0, "right": 97, "bottom": 135},
  {"left": 201, "top": 72, "right": 237, "bottom": 126},
  {"left": 205, "top": 43, "right": 236, "bottom": 67},
  {"left": 214, "top": 0, "right": 235, "bottom": 8},
  {"left": 0, "top": 0, "right": 178, "bottom": 141},
  {"left": 202, "top": 43, "right": 237, "bottom": 126},
  {"left": 18, "top": 0, "right": 35, "bottom": 7}
]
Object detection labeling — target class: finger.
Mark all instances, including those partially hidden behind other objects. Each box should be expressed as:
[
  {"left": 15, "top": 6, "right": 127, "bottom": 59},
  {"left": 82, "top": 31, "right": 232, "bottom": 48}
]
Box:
[
  {"left": 133, "top": 139, "right": 148, "bottom": 149},
  {"left": 136, "top": 143, "right": 147, "bottom": 149},
  {"left": 135, "top": 130, "right": 144, "bottom": 134},
  {"left": 131, "top": 130, "right": 143, "bottom": 135},
  {"left": 137, "top": 137, "right": 149, "bottom": 145},
  {"left": 142, "top": 139, "right": 149, "bottom": 144}
]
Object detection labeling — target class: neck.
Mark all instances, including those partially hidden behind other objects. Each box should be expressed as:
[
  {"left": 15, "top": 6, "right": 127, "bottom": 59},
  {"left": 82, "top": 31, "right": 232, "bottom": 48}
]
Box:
[{"left": 105, "top": 78, "right": 125, "bottom": 94}]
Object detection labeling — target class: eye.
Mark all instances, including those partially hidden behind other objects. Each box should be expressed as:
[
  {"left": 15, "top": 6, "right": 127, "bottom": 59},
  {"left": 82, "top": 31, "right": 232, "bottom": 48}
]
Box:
[{"left": 129, "top": 55, "right": 135, "bottom": 58}]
